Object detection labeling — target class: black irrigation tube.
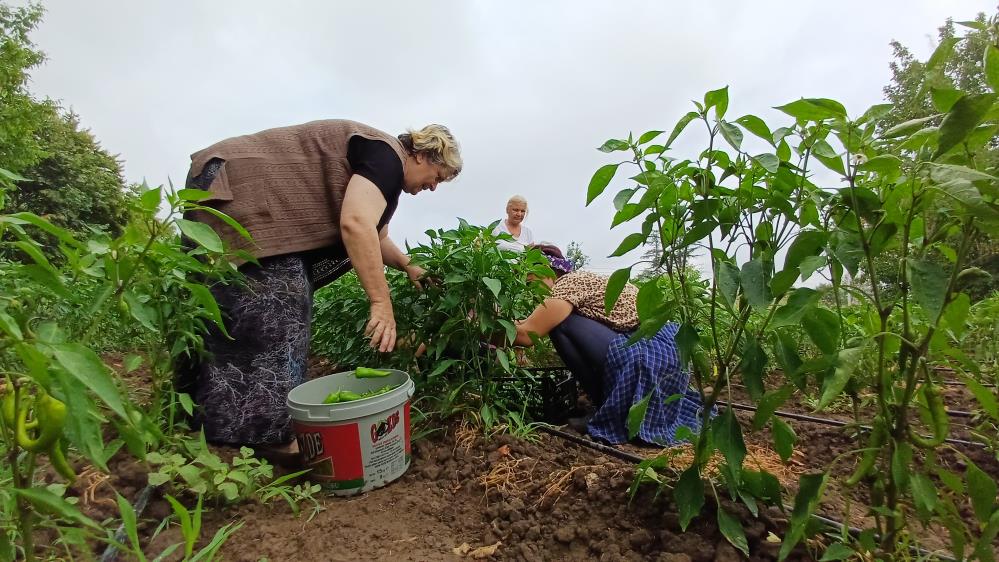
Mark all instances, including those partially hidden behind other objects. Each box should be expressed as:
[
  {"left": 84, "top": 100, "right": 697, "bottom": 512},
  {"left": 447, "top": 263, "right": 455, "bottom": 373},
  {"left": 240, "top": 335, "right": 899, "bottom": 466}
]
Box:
[
  {"left": 943, "top": 408, "right": 976, "bottom": 419},
  {"left": 541, "top": 426, "right": 956, "bottom": 561},
  {"left": 99, "top": 484, "right": 156, "bottom": 562},
  {"left": 539, "top": 425, "right": 645, "bottom": 464},
  {"left": 941, "top": 380, "right": 996, "bottom": 388},
  {"left": 718, "top": 400, "right": 986, "bottom": 449},
  {"left": 727, "top": 383, "right": 980, "bottom": 418}
]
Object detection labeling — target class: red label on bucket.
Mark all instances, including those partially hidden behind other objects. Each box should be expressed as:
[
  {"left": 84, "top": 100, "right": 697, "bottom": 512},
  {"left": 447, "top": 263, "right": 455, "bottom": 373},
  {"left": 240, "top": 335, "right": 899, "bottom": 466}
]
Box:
[
  {"left": 292, "top": 402, "right": 412, "bottom": 493},
  {"left": 294, "top": 421, "right": 364, "bottom": 486}
]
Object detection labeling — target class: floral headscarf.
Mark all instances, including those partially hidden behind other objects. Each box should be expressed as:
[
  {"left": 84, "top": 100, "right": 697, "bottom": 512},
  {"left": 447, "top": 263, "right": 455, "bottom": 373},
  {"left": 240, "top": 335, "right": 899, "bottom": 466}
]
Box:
[
  {"left": 546, "top": 254, "right": 575, "bottom": 275},
  {"left": 533, "top": 243, "right": 574, "bottom": 275}
]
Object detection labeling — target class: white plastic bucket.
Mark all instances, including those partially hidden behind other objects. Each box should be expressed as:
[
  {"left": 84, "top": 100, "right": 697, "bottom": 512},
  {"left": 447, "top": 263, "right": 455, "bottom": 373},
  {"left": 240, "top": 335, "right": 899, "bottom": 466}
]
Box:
[{"left": 286, "top": 369, "right": 415, "bottom": 496}]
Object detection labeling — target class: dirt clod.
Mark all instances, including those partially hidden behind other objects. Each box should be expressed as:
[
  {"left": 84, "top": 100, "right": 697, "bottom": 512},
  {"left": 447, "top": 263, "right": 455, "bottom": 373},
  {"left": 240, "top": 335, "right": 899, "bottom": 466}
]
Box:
[
  {"left": 713, "top": 543, "right": 742, "bottom": 562},
  {"left": 555, "top": 525, "right": 576, "bottom": 543},
  {"left": 629, "top": 528, "right": 655, "bottom": 550}
]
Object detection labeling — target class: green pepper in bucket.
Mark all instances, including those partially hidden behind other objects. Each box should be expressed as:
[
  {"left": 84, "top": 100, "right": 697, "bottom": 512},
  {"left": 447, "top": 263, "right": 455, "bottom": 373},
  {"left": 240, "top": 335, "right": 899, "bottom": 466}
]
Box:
[
  {"left": 355, "top": 367, "right": 391, "bottom": 378},
  {"left": 339, "top": 390, "right": 364, "bottom": 402},
  {"left": 363, "top": 384, "right": 395, "bottom": 397},
  {"left": 323, "top": 385, "right": 399, "bottom": 404}
]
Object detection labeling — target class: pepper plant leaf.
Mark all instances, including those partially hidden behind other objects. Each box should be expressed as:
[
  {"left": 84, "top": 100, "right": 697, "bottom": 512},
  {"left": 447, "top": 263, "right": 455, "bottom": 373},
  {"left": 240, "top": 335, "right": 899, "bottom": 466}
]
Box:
[
  {"left": 674, "top": 465, "right": 704, "bottom": 531},
  {"left": 966, "top": 460, "right": 997, "bottom": 524},
  {"left": 735, "top": 114, "right": 773, "bottom": 144},
  {"left": 609, "top": 233, "right": 647, "bottom": 257},
  {"left": 816, "top": 346, "right": 864, "bottom": 410},
  {"left": 717, "top": 507, "right": 749, "bottom": 556},
  {"left": 740, "top": 258, "right": 771, "bottom": 310},
  {"left": 779, "top": 472, "right": 827, "bottom": 561},
  {"left": 666, "top": 111, "right": 699, "bottom": 148},
  {"left": 482, "top": 276, "right": 502, "bottom": 299},
  {"left": 176, "top": 219, "right": 224, "bottom": 253},
  {"left": 753, "top": 385, "right": 794, "bottom": 430},
  {"left": 738, "top": 337, "right": 767, "bottom": 400},
  {"left": 772, "top": 418, "right": 796, "bottom": 463},
  {"left": 934, "top": 93, "right": 997, "bottom": 159},
  {"left": 638, "top": 130, "right": 664, "bottom": 144},
  {"left": 605, "top": 266, "right": 633, "bottom": 313},
  {"left": 719, "top": 121, "right": 743, "bottom": 151},
  {"left": 908, "top": 258, "right": 948, "bottom": 321},
  {"left": 802, "top": 307, "right": 840, "bottom": 355},
  {"left": 714, "top": 409, "right": 747, "bottom": 484},
  {"left": 985, "top": 45, "right": 999, "bottom": 92},
  {"left": 14, "top": 488, "right": 101, "bottom": 530},
  {"left": 704, "top": 86, "right": 729, "bottom": 120},
  {"left": 775, "top": 98, "right": 847, "bottom": 121},
  {"left": 49, "top": 342, "right": 127, "bottom": 419},
  {"left": 586, "top": 163, "right": 620, "bottom": 205},
  {"left": 627, "top": 391, "right": 653, "bottom": 440}
]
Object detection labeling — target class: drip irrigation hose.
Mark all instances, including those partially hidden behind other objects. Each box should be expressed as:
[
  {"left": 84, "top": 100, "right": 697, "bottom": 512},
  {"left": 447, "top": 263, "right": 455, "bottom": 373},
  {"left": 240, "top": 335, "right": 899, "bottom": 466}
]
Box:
[
  {"left": 539, "top": 426, "right": 645, "bottom": 463},
  {"left": 720, "top": 400, "right": 849, "bottom": 427},
  {"left": 727, "top": 383, "right": 983, "bottom": 416},
  {"left": 99, "top": 484, "right": 156, "bottom": 562},
  {"left": 717, "top": 400, "right": 986, "bottom": 449},
  {"left": 943, "top": 409, "right": 975, "bottom": 419},
  {"left": 542, "top": 423, "right": 956, "bottom": 561},
  {"left": 941, "top": 380, "right": 996, "bottom": 388}
]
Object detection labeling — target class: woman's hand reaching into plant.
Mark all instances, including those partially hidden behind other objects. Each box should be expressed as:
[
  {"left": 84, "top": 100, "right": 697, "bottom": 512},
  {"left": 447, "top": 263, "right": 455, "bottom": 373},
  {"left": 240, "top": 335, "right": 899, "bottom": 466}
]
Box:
[
  {"left": 365, "top": 300, "right": 396, "bottom": 352},
  {"left": 405, "top": 263, "right": 440, "bottom": 291},
  {"left": 405, "top": 263, "right": 429, "bottom": 290}
]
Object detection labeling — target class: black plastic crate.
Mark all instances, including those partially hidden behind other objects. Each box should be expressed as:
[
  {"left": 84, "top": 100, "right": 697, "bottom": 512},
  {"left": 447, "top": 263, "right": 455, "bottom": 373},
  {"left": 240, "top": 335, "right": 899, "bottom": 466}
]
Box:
[{"left": 496, "top": 367, "right": 578, "bottom": 424}]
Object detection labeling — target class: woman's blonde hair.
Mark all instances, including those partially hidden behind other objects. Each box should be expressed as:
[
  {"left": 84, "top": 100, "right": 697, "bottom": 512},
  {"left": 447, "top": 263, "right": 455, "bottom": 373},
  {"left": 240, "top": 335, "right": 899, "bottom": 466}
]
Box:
[
  {"left": 398, "top": 124, "right": 462, "bottom": 180},
  {"left": 507, "top": 194, "right": 528, "bottom": 209}
]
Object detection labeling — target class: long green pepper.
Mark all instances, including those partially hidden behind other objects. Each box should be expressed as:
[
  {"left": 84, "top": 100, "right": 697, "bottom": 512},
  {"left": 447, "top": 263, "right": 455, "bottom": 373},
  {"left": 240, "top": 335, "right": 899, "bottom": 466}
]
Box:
[
  {"left": 323, "top": 383, "right": 399, "bottom": 404},
  {"left": 354, "top": 367, "right": 391, "bottom": 378}
]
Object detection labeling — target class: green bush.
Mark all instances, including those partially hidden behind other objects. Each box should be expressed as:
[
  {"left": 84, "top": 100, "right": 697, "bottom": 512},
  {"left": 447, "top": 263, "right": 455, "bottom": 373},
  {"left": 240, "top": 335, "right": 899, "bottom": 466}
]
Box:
[{"left": 312, "top": 220, "right": 557, "bottom": 428}]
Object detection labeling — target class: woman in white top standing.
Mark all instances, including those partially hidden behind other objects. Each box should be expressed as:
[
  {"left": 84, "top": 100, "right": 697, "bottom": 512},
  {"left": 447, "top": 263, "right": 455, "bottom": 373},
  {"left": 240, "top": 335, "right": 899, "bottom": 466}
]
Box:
[{"left": 493, "top": 194, "right": 535, "bottom": 252}]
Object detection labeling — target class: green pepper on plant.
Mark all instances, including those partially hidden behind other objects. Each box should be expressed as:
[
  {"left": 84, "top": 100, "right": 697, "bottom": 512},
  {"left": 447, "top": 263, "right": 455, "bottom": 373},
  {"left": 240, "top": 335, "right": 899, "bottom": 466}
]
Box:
[
  {"left": 16, "top": 389, "right": 67, "bottom": 453},
  {"left": 48, "top": 438, "right": 76, "bottom": 482}
]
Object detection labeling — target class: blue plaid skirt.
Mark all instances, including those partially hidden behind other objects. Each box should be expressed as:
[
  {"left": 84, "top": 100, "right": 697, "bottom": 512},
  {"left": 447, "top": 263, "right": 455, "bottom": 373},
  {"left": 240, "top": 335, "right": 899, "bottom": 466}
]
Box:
[{"left": 587, "top": 323, "right": 708, "bottom": 445}]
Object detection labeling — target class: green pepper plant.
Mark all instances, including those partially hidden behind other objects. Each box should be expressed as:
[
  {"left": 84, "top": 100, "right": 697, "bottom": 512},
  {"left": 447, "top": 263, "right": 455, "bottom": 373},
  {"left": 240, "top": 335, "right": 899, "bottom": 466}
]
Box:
[
  {"left": 312, "top": 270, "right": 418, "bottom": 371},
  {"left": 589, "top": 84, "right": 832, "bottom": 556},
  {"left": 394, "top": 220, "right": 554, "bottom": 429},
  {"left": 590, "top": 19, "right": 999, "bottom": 558},
  {"left": 0, "top": 172, "right": 246, "bottom": 560},
  {"left": 312, "top": 220, "right": 556, "bottom": 429}
]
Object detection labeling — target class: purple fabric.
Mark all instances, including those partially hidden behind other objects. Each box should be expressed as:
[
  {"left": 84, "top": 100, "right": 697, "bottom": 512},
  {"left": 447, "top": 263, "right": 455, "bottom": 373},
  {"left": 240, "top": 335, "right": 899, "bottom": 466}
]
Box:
[{"left": 546, "top": 254, "right": 574, "bottom": 275}]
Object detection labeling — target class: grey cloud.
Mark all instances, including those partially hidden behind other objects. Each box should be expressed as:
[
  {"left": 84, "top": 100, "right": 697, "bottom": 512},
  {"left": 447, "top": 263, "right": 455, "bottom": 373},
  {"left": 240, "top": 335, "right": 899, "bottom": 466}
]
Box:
[{"left": 18, "top": 0, "right": 995, "bottom": 273}]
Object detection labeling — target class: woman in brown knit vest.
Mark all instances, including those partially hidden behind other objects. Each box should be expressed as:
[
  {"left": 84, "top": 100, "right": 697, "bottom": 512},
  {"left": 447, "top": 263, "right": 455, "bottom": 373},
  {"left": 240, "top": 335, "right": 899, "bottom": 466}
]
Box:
[{"left": 180, "top": 120, "right": 461, "bottom": 455}]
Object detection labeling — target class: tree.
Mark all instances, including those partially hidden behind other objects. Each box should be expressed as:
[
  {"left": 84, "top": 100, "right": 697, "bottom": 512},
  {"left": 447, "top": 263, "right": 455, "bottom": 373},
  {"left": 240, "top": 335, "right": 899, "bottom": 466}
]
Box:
[
  {"left": 7, "top": 108, "right": 131, "bottom": 236},
  {"left": 883, "top": 14, "right": 991, "bottom": 131},
  {"left": 0, "top": 1, "right": 132, "bottom": 240},
  {"left": 634, "top": 234, "right": 666, "bottom": 281},
  {"left": 871, "top": 11, "right": 999, "bottom": 300},
  {"left": 565, "top": 240, "right": 590, "bottom": 269},
  {"left": 0, "top": 2, "right": 47, "bottom": 172}
]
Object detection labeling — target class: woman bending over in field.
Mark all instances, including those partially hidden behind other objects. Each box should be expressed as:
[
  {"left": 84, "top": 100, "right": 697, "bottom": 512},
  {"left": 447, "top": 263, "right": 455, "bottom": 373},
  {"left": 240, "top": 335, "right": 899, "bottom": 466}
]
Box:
[{"left": 511, "top": 245, "right": 706, "bottom": 445}]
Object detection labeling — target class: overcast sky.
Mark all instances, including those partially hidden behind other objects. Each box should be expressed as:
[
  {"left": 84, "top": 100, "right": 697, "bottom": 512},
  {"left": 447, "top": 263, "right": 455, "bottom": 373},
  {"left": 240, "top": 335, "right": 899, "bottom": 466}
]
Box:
[{"left": 16, "top": 0, "right": 997, "bottom": 273}]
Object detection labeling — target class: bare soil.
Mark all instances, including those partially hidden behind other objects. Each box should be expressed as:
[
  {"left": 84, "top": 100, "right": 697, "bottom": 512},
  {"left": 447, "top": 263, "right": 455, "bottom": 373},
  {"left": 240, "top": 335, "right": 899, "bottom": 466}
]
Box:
[
  {"left": 55, "top": 422, "right": 817, "bottom": 561},
  {"left": 36, "top": 359, "right": 993, "bottom": 560},
  {"left": 721, "top": 373, "right": 999, "bottom": 555}
]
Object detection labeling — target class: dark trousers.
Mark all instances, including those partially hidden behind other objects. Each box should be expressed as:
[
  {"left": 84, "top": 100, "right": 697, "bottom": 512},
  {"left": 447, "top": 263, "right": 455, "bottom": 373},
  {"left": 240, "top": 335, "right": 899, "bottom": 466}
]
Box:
[{"left": 549, "top": 313, "right": 622, "bottom": 407}]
